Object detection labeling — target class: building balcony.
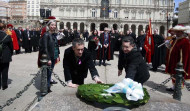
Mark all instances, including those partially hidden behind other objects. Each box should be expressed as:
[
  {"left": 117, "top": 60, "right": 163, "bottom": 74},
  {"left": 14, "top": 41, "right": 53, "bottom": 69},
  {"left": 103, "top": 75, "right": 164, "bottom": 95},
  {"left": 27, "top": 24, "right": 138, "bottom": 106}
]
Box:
[{"left": 59, "top": 16, "right": 167, "bottom": 23}]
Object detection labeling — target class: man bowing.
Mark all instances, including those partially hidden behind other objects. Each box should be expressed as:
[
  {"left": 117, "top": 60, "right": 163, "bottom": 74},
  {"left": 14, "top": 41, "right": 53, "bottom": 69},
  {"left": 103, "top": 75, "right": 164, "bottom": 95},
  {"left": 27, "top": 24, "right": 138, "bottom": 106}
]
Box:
[{"left": 63, "top": 38, "right": 103, "bottom": 88}]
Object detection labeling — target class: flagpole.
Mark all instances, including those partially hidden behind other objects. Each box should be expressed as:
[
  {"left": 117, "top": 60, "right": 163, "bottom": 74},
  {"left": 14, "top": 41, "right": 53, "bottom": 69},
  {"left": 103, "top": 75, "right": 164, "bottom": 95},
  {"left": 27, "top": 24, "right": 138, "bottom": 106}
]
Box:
[{"left": 167, "top": 4, "right": 169, "bottom": 37}]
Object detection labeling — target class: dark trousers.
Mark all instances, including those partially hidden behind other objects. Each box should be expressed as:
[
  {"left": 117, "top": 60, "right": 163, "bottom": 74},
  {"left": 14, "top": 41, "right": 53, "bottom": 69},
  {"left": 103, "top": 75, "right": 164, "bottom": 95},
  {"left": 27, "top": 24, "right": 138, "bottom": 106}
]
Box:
[
  {"left": 33, "top": 46, "right": 37, "bottom": 52},
  {"left": 99, "top": 47, "right": 108, "bottom": 64},
  {"left": 25, "top": 40, "right": 32, "bottom": 53},
  {"left": 16, "top": 46, "right": 21, "bottom": 54},
  {"left": 47, "top": 58, "right": 55, "bottom": 87},
  {"left": 0, "top": 62, "right": 10, "bottom": 89}
]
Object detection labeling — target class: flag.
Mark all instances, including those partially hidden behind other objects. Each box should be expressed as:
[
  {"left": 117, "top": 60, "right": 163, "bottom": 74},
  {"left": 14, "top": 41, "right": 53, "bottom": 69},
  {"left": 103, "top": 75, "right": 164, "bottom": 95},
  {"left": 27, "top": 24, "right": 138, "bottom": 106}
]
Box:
[{"left": 144, "top": 18, "right": 154, "bottom": 63}]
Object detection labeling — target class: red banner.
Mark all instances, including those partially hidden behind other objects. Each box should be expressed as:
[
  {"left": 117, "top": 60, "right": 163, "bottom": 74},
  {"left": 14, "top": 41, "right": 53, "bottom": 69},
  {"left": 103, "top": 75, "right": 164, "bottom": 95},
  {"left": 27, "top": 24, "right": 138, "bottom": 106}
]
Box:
[{"left": 144, "top": 18, "right": 154, "bottom": 63}]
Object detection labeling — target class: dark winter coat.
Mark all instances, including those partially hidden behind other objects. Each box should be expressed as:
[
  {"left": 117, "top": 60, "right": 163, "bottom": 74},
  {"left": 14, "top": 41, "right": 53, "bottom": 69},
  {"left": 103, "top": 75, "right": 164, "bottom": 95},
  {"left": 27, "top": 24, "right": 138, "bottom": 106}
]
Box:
[
  {"left": 118, "top": 48, "right": 150, "bottom": 84},
  {"left": 151, "top": 34, "right": 166, "bottom": 68},
  {"left": 0, "top": 30, "right": 13, "bottom": 63},
  {"left": 63, "top": 47, "right": 99, "bottom": 83}
]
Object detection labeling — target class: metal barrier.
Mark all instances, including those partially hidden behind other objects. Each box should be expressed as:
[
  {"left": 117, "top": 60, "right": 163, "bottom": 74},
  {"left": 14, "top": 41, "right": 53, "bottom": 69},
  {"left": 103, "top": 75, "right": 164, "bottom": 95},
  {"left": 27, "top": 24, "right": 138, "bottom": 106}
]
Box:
[
  {"left": 150, "top": 61, "right": 190, "bottom": 101},
  {"left": 173, "top": 62, "right": 184, "bottom": 101},
  {"left": 40, "top": 54, "right": 48, "bottom": 97}
]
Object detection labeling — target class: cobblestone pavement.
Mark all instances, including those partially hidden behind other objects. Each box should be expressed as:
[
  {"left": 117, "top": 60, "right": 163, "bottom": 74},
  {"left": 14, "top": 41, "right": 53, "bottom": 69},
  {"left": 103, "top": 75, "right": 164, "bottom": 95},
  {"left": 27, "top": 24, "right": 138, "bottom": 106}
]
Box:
[{"left": 0, "top": 42, "right": 189, "bottom": 111}]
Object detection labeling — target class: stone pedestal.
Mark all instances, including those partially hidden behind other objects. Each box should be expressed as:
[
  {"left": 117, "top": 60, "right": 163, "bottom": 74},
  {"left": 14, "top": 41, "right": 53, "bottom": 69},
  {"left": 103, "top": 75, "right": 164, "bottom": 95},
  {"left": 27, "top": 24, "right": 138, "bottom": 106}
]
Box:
[{"left": 32, "top": 89, "right": 190, "bottom": 111}]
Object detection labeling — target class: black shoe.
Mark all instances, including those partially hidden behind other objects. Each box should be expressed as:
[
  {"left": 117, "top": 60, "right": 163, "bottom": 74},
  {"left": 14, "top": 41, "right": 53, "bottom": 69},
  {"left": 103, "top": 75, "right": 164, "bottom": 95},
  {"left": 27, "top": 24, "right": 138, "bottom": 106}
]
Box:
[
  {"left": 166, "top": 87, "right": 174, "bottom": 92},
  {"left": 99, "top": 62, "right": 102, "bottom": 66},
  {"left": 102, "top": 62, "right": 106, "bottom": 66},
  {"left": 150, "top": 68, "right": 157, "bottom": 71},
  {"left": 50, "top": 80, "right": 57, "bottom": 84},
  {"left": 2, "top": 86, "right": 8, "bottom": 90},
  {"left": 48, "top": 87, "right": 52, "bottom": 93}
]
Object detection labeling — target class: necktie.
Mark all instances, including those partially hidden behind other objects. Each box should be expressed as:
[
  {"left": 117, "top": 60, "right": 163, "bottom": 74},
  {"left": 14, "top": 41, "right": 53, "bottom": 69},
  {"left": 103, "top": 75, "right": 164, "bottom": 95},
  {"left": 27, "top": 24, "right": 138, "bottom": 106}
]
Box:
[{"left": 78, "top": 59, "right": 81, "bottom": 65}]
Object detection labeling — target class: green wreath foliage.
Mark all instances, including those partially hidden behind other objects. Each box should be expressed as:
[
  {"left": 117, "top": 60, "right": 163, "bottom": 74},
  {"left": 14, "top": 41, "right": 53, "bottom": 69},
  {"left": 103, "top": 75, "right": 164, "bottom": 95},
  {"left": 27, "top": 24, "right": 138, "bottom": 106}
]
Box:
[{"left": 77, "top": 84, "right": 150, "bottom": 107}]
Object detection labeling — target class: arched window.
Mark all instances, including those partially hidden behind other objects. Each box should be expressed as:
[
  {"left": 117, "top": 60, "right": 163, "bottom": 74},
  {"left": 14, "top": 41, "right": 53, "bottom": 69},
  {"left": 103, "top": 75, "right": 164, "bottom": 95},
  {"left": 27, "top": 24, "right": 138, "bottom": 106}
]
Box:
[{"left": 73, "top": 22, "right": 78, "bottom": 30}]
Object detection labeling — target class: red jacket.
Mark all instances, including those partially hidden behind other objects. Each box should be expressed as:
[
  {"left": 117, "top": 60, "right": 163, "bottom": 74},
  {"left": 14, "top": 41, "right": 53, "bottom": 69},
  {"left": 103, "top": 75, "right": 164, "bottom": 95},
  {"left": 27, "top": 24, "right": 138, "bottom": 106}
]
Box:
[{"left": 165, "top": 37, "right": 190, "bottom": 80}]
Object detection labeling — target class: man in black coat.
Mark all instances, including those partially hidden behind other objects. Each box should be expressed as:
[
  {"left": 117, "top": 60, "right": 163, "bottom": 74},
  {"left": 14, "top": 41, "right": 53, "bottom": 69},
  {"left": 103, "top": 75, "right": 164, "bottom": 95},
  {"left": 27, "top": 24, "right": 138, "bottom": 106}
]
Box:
[
  {"left": 83, "top": 30, "right": 89, "bottom": 41},
  {"left": 30, "top": 28, "right": 38, "bottom": 52},
  {"left": 151, "top": 29, "right": 166, "bottom": 71},
  {"left": 0, "top": 23, "right": 13, "bottom": 90},
  {"left": 15, "top": 26, "right": 23, "bottom": 54},
  {"left": 136, "top": 31, "right": 146, "bottom": 58},
  {"left": 118, "top": 36, "right": 150, "bottom": 84},
  {"left": 63, "top": 38, "right": 103, "bottom": 88},
  {"left": 98, "top": 27, "right": 114, "bottom": 66},
  {"left": 63, "top": 28, "right": 69, "bottom": 44},
  {"left": 23, "top": 27, "right": 32, "bottom": 53},
  {"left": 128, "top": 29, "right": 136, "bottom": 43}
]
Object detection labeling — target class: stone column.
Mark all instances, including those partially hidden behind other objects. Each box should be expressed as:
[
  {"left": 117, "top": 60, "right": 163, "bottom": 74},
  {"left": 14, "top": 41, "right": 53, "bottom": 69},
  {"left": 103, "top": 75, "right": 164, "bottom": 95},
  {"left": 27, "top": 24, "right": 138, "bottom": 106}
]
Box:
[
  {"left": 96, "top": 23, "right": 100, "bottom": 31},
  {"left": 136, "top": 27, "right": 138, "bottom": 36},
  {"left": 71, "top": 22, "right": 73, "bottom": 30},
  {"left": 109, "top": 23, "right": 112, "bottom": 30},
  {"left": 128, "top": 24, "right": 131, "bottom": 30},
  {"left": 57, "top": 22, "right": 60, "bottom": 30},
  {"left": 77, "top": 22, "right": 79, "bottom": 31},
  {"left": 88, "top": 23, "right": 91, "bottom": 32}
]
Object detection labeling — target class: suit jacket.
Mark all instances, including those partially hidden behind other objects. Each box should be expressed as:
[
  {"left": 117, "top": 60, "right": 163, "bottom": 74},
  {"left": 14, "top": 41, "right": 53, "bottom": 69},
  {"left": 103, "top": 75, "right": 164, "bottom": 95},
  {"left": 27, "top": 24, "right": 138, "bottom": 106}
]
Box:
[
  {"left": 63, "top": 47, "right": 99, "bottom": 82},
  {"left": 98, "top": 32, "right": 114, "bottom": 60},
  {"left": 0, "top": 30, "right": 13, "bottom": 63},
  {"left": 15, "top": 29, "right": 23, "bottom": 46},
  {"left": 118, "top": 48, "right": 150, "bottom": 84},
  {"left": 23, "top": 30, "right": 31, "bottom": 49},
  {"left": 128, "top": 33, "right": 136, "bottom": 43}
]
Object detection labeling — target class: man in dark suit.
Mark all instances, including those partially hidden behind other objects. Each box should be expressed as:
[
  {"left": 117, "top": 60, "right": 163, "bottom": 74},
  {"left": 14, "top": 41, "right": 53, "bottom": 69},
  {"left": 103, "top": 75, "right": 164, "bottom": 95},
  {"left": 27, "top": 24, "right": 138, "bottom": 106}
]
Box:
[
  {"left": 98, "top": 27, "right": 113, "bottom": 66},
  {"left": 0, "top": 23, "right": 13, "bottom": 90},
  {"left": 63, "top": 38, "right": 103, "bottom": 88},
  {"left": 15, "top": 26, "right": 23, "bottom": 54},
  {"left": 23, "top": 27, "right": 32, "bottom": 53},
  {"left": 128, "top": 29, "right": 136, "bottom": 43},
  {"left": 136, "top": 30, "right": 146, "bottom": 58},
  {"left": 30, "top": 28, "right": 38, "bottom": 52},
  {"left": 118, "top": 36, "right": 150, "bottom": 84},
  {"left": 151, "top": 29, "right": 166, "bottom": 71}
]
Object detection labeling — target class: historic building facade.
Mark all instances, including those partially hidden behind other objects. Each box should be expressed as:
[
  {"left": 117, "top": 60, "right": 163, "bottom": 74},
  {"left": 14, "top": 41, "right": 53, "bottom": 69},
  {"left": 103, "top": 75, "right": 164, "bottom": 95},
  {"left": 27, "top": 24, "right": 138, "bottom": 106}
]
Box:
[
  {"left": 0, "top": 1, "right": 10, "bottom": 24},
  {"left": 41, "top": 0, "right": 174, "bottom": 36},
  {"left": 178, "top": 0, "right": 190, "bottom": 26},
  {"left": 27, "top": 0, "right": 41, "bottom": 27},
  {"left": 9, "top": 0, "right": 27, "bottom": 27}
]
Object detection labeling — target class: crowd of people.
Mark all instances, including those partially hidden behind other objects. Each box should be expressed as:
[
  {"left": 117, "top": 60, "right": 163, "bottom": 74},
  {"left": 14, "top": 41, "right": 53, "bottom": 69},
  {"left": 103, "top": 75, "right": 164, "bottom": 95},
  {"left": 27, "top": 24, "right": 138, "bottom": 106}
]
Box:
[{"left": 0, "top": 16, "right": 190, "bottom": 93}]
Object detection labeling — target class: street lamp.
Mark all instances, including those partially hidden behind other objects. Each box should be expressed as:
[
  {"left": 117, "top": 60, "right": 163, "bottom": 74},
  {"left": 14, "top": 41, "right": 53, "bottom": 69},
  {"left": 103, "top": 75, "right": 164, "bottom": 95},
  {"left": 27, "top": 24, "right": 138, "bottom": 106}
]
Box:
[
  {"left": 85, "top": 24, "right": 88, "bottom": 30},
  {"left": 167, "top": 13, "right": 172, "bottom": 36},
  {"left": 120, "top": 24, "right": 123, "bottom": 32}
]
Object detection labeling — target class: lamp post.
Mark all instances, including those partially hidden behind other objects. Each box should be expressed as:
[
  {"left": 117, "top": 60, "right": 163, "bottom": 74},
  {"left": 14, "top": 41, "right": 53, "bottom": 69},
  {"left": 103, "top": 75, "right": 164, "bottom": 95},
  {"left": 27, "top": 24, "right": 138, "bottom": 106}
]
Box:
[
  {"left": 85, "top": 24, "right": 88, "bottom": 30},
  {"left": 167, "top": 13, "right": 172, "bottom": 37},
  {"left": 120, "top": 24, "right": 123, "bottom": 32}
]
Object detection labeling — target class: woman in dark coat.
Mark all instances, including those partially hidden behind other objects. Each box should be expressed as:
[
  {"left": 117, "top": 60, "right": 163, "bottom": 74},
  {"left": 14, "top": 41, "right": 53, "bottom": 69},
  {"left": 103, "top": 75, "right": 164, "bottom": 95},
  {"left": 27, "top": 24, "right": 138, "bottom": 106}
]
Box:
[
  {"left": 38, "top": 20, "right": 60, "bottom": 92},
  {"left": 88, "top": 29, "right": 99, "bottom": 64},
  {"left": 115, "top": 31, "right": 124, "bottom": 51},
  {"left": 0, "top": 23, "right": 13, "bottom": 90}
]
